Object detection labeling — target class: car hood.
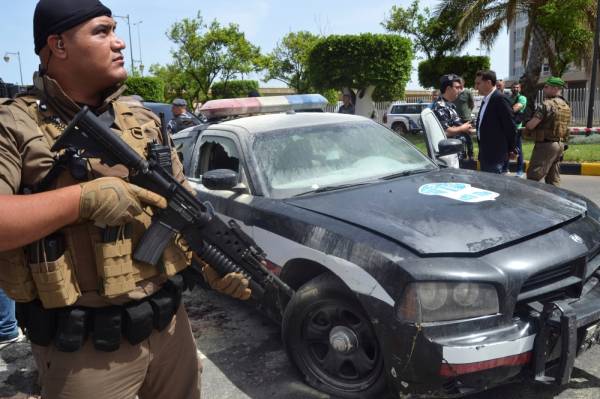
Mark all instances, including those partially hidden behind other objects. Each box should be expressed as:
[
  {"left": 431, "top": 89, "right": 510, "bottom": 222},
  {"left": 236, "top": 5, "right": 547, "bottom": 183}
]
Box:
[{"left": 284, "top": 169, "right": 588, "bottom": 255}]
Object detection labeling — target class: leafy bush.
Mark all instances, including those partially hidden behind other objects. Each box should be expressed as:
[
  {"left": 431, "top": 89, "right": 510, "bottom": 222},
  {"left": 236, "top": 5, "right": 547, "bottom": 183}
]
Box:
[
  {"left": 124, "top": 77, "right": 165, "bottom": 102},
  {"left": 418, "top": 56, "right": 490, "bottom": 89},
  {"left": 308, "top": 34, "right": 413, "bottom": 101},
  {"left": 211, "top": 80, "right": 259, "bottom": 99}
]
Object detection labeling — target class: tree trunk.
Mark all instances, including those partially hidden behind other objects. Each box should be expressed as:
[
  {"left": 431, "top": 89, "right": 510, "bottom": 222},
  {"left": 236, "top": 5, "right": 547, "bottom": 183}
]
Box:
[
  {"left": 354, "top": 86, "right": 377, "bottom": 119},
  {"left": 521, "top": 25, "right": 546, "bottom": 114}
]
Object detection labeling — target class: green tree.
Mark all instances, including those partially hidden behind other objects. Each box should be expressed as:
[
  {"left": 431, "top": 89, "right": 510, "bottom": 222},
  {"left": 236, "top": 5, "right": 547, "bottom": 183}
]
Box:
[
  {"left": 436, "top": 0, "right": 595, "bottom": 109},
  {"left": 308, "top": 34, "right": 413, "bottom": 116},
  {"left": 537, "top": 0, "right": 595, "bottom": 76},
  {"left": 158, "top": 12, "right": 262, "bottom": 106},
  {"left": 382, "top": 0, "right": 464, "bottom": 60},
  {"left": 123, "top": 76, "right": 165, "bottom": 102},
  {"left": 148, "top": 63, "right": 191, "bottom": 104},
  {"left": 211, "top": 80, "right": 259, "bottom": 99},
  {"left": 418, "top": 56, "right": 490, "bottom": 89},
  {"left": 263, "top": 31, "right": 320, "bottom": 93}
]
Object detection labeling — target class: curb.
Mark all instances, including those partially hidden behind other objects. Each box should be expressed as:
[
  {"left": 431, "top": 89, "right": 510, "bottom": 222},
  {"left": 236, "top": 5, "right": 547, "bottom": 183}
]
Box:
[
  {"left": 569, "top": 127, "right": 600, "bottom": 136},
  {"left": 459, "top": 160, "right": 600, "bottom": 176}
]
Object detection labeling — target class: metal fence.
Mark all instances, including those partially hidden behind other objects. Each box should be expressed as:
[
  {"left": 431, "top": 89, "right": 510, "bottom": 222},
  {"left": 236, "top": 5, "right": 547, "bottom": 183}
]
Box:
[{"left": 324, "top": 88, "right": 600, "bottom": 127}]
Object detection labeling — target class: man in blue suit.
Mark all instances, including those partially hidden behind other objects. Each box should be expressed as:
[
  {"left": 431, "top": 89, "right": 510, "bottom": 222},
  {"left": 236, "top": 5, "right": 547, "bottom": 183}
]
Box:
[{"left": 475, "top": 70, "right": 517, "bottom": 173}]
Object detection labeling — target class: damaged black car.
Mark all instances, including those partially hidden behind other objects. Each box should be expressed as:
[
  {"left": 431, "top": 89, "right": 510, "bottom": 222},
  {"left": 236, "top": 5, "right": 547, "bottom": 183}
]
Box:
[{"left": 173, "top": 98, "right": 600, "bottom": 398}]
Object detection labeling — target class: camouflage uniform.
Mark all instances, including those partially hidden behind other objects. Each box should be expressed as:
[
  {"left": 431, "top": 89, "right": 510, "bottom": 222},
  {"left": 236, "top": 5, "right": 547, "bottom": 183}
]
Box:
[
  {"left": 525, "top": 96, "right": 571, "bottom": 186},
  {"left": 0, "top": 73, "right": 201, "bottom": 399},
  {"left": 431, "top": 96, "right": 473, "bottom": 159}
]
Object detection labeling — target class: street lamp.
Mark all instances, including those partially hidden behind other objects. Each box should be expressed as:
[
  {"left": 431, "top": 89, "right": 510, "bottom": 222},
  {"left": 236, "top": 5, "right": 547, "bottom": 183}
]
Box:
[
  {"left": 586, "top": 0, "right": 600, "bottom": 128},
  {"left": 133, "top": 20, "right": 144, "bottom": 76},
  {"left": 3, "top": 51, "right": 23, "bottom": 85},
  {"left": 114, "top": 14, "right": 135, "bottom": 74}
]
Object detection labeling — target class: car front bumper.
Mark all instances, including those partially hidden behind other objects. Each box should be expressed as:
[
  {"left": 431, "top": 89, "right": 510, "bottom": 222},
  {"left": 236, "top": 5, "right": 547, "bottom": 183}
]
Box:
[{"left": 382, "top": 273, "right": 600, "bottom": 398}]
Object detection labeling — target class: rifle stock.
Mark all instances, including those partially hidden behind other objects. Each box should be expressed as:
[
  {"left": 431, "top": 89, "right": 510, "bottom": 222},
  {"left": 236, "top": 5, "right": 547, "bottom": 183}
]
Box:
[{"left": 52, "top": 106, "right": 293, "bottom": 301}]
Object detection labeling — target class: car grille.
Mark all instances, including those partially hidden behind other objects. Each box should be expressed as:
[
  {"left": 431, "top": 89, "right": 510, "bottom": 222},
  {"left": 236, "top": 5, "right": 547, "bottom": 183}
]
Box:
[{"left": 517, "top": 256, "right": 587, "bottom": 302}]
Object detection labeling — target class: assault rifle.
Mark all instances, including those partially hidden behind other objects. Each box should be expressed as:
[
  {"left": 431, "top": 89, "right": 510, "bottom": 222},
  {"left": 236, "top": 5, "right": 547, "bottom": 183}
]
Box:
[{"left": 51, "top": 106, "right": 294, "bottom": 302}]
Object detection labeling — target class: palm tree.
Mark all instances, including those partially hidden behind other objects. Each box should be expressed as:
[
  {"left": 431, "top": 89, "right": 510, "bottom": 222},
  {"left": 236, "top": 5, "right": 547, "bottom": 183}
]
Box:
[{"left": 434, "top": 0, "right": 547, "bottom": 108}]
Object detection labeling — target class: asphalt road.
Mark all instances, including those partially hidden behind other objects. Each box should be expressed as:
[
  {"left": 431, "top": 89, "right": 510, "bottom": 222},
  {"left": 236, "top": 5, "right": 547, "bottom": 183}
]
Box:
[{"left": 2, "top": 174, "right": 600, "bottom": 399}]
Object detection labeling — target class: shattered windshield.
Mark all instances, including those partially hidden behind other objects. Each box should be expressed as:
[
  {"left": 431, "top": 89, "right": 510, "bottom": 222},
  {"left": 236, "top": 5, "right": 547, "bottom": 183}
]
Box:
[{"left": 252, "top": 120, "right": 436, "bottom": 198}]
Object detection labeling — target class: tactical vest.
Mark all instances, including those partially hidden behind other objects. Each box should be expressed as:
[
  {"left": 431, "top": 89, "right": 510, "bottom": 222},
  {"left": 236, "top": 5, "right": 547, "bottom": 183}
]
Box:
[
  {"left": 0, "top": 96, "right": 190, "bottom": 308},
  {"left": 530, "top": 97, "right": 571, "bottom": 142}
]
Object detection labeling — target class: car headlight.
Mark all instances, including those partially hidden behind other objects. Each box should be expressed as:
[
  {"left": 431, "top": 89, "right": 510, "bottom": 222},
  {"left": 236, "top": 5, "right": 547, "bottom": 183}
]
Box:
[{"left": 397, "top": 282, "right": 499, "bottom": 323}]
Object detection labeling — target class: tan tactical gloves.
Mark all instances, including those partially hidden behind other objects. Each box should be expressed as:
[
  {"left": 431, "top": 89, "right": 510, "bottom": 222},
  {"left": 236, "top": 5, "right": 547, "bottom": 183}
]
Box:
[
  {"left": 79, "top": 177, "right": 167, "bottom": 226},
  {"left": 200, "top": 262, "right": 251, "bottom": 300}
]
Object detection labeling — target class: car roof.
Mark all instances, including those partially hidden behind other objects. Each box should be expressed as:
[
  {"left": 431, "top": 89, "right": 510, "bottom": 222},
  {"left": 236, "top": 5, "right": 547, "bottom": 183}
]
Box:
[{"left": 211, "top": 112, "right": 367, "bottom": 135}]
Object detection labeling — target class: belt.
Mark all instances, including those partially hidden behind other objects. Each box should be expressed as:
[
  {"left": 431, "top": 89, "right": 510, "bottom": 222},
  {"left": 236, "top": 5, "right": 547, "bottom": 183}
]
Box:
[
  {"left": 536, "top": 139, "right": 560, "bottom": 143},
  {"left": 16, "top": 272, "right": 193, "bottom": 352}
]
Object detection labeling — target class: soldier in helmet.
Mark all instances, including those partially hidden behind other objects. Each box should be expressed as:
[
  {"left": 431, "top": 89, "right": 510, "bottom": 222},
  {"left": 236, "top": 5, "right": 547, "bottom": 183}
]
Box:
[
  {"left": 168, "top": 98, "right": 200, "bottom": 134},
  {"left": 524, "top": 77, "right": 572, "bottom": 186},
  {"left": 0, "top": 1, "right": 249, "bottom": 398}
]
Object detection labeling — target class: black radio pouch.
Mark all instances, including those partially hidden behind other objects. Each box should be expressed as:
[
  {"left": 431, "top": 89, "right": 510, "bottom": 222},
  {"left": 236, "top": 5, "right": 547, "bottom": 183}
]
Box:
[
  {"left": 19, "top": 300, "right": 56, "bottom": 346},
  {"left": 164, "top": 274, "right": 185, "bottom": 311},
  {"left": 93, "top": 306, "right": 122, "bottom": 352},
  {"left": 55, "top": 308, "right": 88, "bottom": 352},
  {"left": 122, "top": 301, "right": 154, "bottom": 345},
  {"left": 149, "top": 291, "right": 175, "bottom": 331}
]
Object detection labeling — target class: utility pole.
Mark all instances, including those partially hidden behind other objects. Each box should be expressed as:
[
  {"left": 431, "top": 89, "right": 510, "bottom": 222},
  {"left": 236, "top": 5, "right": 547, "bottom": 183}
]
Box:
[
  {"left": 114, "top": 14, "right": 135, "bottom": 75},
  {"left": 3, "top": 51, "right": 23, "bottom": 85},
  {"left": 587, "top": 0, "right": 600, "bottom": 128},
  {"left": 133, "top": 20, "right": 144, "bottom": 76}
]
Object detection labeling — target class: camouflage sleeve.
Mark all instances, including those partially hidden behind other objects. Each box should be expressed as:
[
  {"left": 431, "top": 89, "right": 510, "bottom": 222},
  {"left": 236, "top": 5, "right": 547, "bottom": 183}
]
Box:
[
  {"left": 432, "top": 103, "right": 451, "bottom": 130},
  {"left": 0, "top": 103, "right": 53, "bottom": 195}
]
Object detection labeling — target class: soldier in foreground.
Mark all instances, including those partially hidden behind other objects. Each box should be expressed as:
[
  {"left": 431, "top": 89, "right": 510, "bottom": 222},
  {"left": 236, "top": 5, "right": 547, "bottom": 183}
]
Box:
[
  {"left": 0, "top": 0, "right": 249, "bottom": 398},
  {"left": 524, "top": 77, "right": 572, "bottom": 186}
]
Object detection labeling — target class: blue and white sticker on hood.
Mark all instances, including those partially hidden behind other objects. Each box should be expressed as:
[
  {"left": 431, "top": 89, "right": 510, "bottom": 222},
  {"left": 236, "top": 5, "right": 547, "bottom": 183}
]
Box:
[{"left": 418, "top": 183, "right": 499, "bottom": 203}]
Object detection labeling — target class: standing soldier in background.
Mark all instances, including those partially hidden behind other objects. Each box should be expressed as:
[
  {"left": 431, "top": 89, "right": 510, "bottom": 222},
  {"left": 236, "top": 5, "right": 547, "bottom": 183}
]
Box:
[
  {"left": 524, "top": 77, "right": 571, "bottom": 186},
  {"left": 0, "top": 1, "right": 249, "bottom": 398},
  {"left": 452, "top": 77, "right": 475, "bottom": 124},
  {"left": 168, "top": 98, "right": 200, "bottom": 134}
]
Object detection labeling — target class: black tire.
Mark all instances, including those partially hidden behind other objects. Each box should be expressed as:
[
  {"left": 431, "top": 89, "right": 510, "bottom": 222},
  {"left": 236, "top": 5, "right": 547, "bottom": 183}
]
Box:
[
  {"left": 391, "top": 122, "right": 407, "bottom": 135},
  {"left": 282, "top": 274, "right": 386, "bottom": 399}
]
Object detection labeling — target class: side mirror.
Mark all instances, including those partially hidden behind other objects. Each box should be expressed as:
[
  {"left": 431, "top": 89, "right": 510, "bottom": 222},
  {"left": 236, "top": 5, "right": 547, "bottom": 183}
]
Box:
[
  {"left": 202, "top": 169, "right": 239, "bottom": 190},
  {"left": 437, "top": 138, "right": 464, "bottom": 157}
]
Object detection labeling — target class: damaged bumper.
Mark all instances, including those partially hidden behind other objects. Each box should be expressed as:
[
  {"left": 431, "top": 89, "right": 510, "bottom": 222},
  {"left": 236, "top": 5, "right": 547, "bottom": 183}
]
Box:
[{"left": 386, "top": 274, "right": 600, "bottom": 397}]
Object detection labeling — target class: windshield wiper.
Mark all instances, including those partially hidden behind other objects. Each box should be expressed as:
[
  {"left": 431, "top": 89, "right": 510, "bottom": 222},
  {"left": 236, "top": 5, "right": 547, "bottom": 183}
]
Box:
[
  {"left": 293, "top": 182, "right": 371, "bottom": 197},
  {"left": 379, "top": 168, "right": 433, "bottom": 180}
]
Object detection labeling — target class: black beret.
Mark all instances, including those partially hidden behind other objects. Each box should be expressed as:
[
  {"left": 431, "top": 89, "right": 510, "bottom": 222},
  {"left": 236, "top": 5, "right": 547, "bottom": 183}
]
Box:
[{"left": 34, "top": 0, "right": 112, "bottom": 54}]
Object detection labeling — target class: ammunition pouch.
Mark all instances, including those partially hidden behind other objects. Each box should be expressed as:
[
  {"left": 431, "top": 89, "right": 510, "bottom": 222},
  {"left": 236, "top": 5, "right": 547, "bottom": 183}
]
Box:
[{"left": 17, "top": 273, "right": 191, "bottom": 352}]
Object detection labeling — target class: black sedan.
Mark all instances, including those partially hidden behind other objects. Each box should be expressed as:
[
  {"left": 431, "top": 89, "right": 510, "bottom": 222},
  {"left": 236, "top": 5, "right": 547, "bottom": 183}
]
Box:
[{"left": 173, "top": 103, "right": 600, "bottom": 398}]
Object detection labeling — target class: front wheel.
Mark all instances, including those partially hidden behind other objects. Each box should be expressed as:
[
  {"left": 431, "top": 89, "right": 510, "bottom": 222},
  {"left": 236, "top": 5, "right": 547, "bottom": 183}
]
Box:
[{"left": 282, "top": 274, "right": 386, "bottom": 398}]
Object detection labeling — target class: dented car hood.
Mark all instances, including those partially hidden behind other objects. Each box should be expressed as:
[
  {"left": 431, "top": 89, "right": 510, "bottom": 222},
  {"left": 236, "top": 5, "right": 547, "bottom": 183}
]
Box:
[{"left": 285, "top": 169, "right": 588, "bottom": 255}]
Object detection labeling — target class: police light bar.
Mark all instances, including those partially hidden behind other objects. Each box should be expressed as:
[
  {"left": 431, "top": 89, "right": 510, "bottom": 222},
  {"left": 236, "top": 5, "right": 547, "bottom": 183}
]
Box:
[{"left": 200, "top": 94, "right": 328, "bottom": 119}]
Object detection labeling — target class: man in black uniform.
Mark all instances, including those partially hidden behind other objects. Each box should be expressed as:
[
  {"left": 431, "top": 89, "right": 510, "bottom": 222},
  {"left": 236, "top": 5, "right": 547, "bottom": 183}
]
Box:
[
  {"left": 431, "top": 74, "right": 474, "bottom": 160},
  {"left": 167, "top": 98, "right": 199, "bottom": 134}
]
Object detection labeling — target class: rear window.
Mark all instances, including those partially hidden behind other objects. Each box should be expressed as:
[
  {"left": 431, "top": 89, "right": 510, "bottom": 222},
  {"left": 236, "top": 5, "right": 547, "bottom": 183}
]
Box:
[{"left": 391, "top": 104, "right": 426, "bottom": 115}]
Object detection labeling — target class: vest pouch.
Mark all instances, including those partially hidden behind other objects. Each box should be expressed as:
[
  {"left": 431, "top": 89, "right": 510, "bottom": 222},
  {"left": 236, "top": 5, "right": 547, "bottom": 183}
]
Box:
[
  {"left": 0, "top": 249, "right": 37, "bottom": 302},
  {"left": 95, "top": 237, "right": 136, "bottom": 298},
  {"left": 30, "top": 250, "right": 81, "bottom": 309},
  {"left": 160, "top": 237, "right": 191, "bottom": 277}
]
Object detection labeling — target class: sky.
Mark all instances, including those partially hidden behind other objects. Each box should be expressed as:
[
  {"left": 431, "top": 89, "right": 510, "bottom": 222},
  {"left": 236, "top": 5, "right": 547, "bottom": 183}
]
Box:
[{"left": 0, "top": 0, "right": 509, "bottom": 90}]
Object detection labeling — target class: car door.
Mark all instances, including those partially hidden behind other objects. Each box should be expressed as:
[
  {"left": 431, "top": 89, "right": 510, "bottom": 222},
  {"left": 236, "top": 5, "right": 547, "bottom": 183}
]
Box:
[
  {"left": 420, "top": 108, "right": 459, "bottom": 168},
  {"left": 183, "top": 131, "right": 261, "bottom": 229}
]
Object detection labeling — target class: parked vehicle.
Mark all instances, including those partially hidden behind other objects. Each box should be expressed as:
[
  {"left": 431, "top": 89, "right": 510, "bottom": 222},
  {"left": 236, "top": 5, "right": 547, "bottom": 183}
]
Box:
[
  {"left": 383, "top": 102, "right": 430, "bottom": 134},
  {"left": 173, "top": 94, "right": 600, "bottom": 398}
]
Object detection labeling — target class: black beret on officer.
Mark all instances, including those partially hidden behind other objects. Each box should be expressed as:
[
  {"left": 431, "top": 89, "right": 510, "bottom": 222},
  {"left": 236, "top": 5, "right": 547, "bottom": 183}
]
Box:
[{"left": 34, "top": 0, "right": 112, "bottom": 54}]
